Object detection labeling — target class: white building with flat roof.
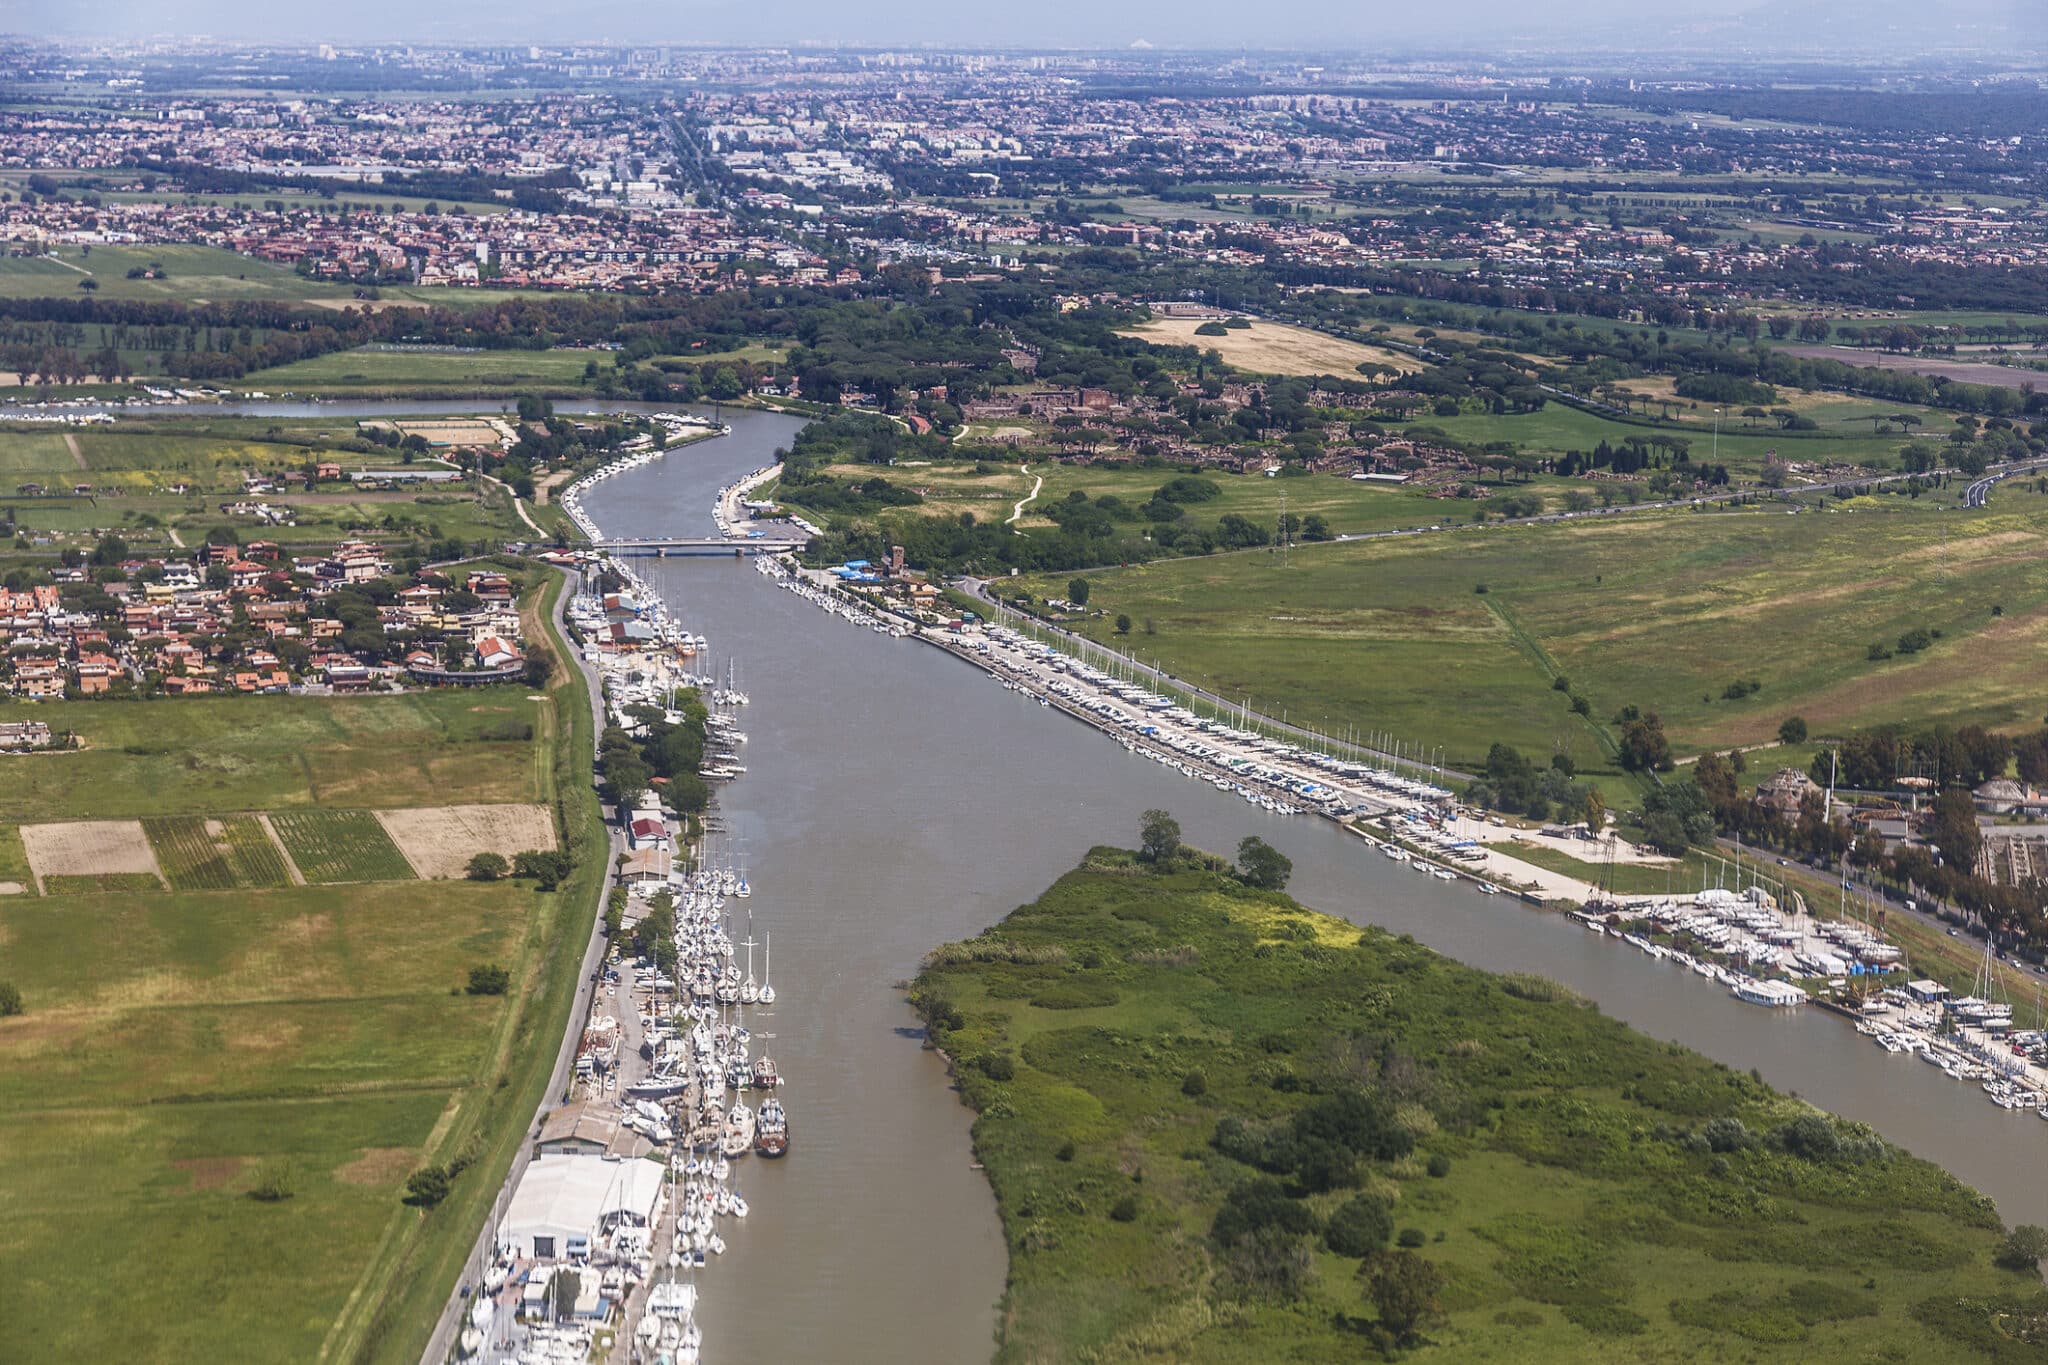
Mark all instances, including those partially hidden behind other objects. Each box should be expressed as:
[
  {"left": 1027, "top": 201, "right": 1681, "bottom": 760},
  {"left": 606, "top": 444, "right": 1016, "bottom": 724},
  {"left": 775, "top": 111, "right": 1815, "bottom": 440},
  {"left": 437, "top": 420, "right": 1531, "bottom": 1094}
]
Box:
[{"left": 502, "top": 1154, "right": 664, "bottom": 1262}]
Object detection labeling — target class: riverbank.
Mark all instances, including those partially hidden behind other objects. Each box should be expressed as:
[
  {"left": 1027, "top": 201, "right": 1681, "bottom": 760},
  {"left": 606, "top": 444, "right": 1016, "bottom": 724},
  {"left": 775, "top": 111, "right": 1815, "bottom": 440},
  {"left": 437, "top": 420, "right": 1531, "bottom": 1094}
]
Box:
[
  {"left": 385, "top": 564, "right": 606, "bottom": 1365},
  {"left": 914, "top": 849, "right": 2042, "bottom": 1362}
]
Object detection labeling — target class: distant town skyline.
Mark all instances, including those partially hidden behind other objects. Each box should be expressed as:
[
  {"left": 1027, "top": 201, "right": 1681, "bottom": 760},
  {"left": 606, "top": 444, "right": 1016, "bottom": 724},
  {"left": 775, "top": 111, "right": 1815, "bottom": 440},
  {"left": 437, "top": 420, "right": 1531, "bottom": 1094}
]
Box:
[{"left": 8, "top": 0, "right": 2040, "bottom": 59}]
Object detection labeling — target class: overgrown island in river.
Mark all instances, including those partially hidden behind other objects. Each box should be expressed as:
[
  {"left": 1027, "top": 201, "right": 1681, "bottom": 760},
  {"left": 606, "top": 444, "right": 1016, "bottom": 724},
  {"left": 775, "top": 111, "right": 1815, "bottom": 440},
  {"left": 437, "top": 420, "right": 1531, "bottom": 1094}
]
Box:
[{"left": 913, "top": 819, "right": 2048, "bottom": 1363}]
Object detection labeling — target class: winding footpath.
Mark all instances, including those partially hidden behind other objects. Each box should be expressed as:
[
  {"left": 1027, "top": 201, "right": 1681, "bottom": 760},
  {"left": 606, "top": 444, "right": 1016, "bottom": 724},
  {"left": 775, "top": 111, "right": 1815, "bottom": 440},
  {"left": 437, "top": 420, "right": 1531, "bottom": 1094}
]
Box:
[{"left": 1006, "top": 462, "right": 1042, "bottom": 528}]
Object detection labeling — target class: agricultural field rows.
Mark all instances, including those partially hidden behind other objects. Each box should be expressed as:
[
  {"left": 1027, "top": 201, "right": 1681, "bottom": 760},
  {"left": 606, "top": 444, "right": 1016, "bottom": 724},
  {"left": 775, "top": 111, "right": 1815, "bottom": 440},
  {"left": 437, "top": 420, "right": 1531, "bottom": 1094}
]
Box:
[
  {"left": 265, "top": 809, "right": 419, "bottom": 883},
  {"left": 144, "top": 814, "right": 295, "bottom": 890}
]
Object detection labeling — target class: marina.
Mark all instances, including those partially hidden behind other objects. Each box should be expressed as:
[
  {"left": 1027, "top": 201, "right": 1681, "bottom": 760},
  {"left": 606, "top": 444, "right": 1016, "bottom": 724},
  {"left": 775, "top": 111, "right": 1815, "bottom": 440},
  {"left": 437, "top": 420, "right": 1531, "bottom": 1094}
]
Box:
[
  {"left": 541, "top": 404, "right": 2048, "bottom": 1364},
  {"left": 456, "top": 551, "right": 795, "bottom": 1365},
  {"left": 748, "top": 525, "right": 2048, "bottom": 1130}
]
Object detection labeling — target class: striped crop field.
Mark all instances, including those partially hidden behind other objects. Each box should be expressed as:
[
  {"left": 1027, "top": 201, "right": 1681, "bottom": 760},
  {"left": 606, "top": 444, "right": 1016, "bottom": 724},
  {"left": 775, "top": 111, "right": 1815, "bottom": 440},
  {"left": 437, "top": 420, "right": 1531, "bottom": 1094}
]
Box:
[
  {"left": 267, "top": 809, "right": 417, "bottom": 884},
  {"left": 144, "top": 815, "right": 294, "bottom": 891}
]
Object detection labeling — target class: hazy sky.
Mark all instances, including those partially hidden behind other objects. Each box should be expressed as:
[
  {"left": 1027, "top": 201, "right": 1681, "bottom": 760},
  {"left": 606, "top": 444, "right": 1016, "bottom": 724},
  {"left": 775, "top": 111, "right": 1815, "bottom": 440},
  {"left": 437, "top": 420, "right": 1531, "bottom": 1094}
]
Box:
[
  {"left": 7, "top": 0, "right": 2035, "bottom": 55},
  {"left": 0, "top": 0, "right": 1778, "bottom": 50}
]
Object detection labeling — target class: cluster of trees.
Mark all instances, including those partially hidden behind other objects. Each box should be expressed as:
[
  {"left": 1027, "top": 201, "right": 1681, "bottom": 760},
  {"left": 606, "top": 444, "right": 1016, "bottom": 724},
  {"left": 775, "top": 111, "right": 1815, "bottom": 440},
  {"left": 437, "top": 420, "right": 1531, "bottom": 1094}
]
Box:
[
  {"left": 463, "top": 849, "right": 573, "bottom": 890},
  {"left": 1462, "top": 743, "right": 1605, "bottom": 827},
  {"left": 1814, "top": 723, "right": 2014, "bottom": 794},
  {"left": 1206, "top": 1078, "right": 1449, "bottom": 1344},
  {"left": 597, "top": 699, "right": 710, "bottom": 815},
  {"left": 1615, "top": 707, "right": 1675, "bottom": 773},
  {"left": 630, "top": 893, "right": 681, "bottom": 976},
  {"left": 1134, "top": 811, "right": 1290, "bottom": 892}
]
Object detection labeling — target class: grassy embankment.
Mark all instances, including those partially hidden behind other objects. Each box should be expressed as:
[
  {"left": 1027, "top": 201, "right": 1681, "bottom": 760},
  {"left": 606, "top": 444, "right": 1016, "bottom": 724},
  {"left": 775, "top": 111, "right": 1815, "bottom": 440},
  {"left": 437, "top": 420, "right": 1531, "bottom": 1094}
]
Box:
[
  {"left": 914, "top": 851, "right": 2044, "bottom": 1363},
  {"left": 1021, "top": 492, "right": 2048, "bottom": 774},
  {"left": 0, "top": 567, "right": 607, "bottom": 1364}
]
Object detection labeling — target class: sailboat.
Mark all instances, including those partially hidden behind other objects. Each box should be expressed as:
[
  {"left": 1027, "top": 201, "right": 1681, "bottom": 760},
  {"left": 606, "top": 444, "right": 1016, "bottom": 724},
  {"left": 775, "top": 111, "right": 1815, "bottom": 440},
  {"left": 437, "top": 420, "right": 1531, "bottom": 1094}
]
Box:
[
  {"left": 647, "top": 1162, "right": 704, "bottom": 1364},
  {"left": 758, "top": 932, "right": 777, "bottom": 1006},
  {"left": 739, "top": 930, "right": 761, "bottom": 1006}
]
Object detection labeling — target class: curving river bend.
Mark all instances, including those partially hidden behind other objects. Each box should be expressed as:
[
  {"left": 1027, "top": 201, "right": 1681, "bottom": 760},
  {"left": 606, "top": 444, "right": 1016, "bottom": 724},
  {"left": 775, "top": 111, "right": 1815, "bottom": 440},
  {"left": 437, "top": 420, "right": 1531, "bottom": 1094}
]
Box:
[{"left": 576, "top": 406, "right": 2048, "bottom": 1363}]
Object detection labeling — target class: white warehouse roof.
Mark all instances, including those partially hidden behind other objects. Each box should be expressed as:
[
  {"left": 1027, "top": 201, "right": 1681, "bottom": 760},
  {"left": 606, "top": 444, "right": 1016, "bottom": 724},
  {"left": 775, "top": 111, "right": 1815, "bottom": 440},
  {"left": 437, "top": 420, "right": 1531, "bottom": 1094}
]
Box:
[{"left": 503, "top": 1154, "right": 664, "bottom": 1259}]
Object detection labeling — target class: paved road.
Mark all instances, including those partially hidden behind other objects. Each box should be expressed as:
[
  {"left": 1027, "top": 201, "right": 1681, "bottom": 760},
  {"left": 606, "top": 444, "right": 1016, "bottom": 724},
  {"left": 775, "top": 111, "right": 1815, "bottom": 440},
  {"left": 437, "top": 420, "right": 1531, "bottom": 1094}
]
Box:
[
  {"left": 1964, "top": 459, "right": 2048, "bottom": 509},
  {"left": 417, "top": 568, "right": 621, "bottom": 1365}
]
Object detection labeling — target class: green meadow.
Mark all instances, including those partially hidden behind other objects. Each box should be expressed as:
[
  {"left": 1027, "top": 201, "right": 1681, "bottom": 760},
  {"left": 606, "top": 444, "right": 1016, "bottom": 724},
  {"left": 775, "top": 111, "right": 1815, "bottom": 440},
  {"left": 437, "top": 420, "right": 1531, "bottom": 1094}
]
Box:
[
  {"left": 1422, "top": 402, "right": 1921, "bottom": 480},
  {"left": 0, "top": 689, "right": 548, "bottom": 822},
  {"left": 243, "top": 345, "right": 607, "bottom": 390},
  {"left": 1029, "top": 492, "right": 2048, "bottom": 772},
  {"left": 0, "top": 571, "right": 608, "bottom": 1363},
  {"left": 806, "top": 456, "right": 1455, "bottom": 540},
  {"left": 0, "top": 423, "right": 529, "bottom": 551},
  {"left": 0, "top": 243, "right": 540, "bottom": 307},
  {"left": 241, "top": 342, "right": 786, "bottom": 393},
  {"left": 0, "top": 243, "right": 342, "bottom": 302},
  {"left": 915, "top": 851, "right": 2039, "bottom": 1363}
]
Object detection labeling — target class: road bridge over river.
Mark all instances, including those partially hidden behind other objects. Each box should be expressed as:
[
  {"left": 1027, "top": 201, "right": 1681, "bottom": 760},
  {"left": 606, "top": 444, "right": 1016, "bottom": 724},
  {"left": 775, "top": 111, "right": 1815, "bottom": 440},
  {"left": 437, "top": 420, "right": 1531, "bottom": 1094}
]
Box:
[{"left": 587, "top": 534, "right": 808, "bottom": 556}]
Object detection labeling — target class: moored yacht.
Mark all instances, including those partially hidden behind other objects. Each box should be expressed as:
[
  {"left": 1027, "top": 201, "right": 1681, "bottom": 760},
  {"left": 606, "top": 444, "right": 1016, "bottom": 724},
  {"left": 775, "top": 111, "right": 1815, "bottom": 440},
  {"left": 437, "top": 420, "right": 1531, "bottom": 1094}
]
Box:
[{"left": 755, "top": 1096, "right": 789, "bottom": 1158}]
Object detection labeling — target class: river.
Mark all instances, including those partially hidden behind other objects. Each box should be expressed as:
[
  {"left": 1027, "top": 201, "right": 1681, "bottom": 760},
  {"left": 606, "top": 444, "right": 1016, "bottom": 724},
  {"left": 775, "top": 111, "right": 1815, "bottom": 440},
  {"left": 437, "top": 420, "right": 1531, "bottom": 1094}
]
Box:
[{"left": 579, "top": 407, "right": 2048, "bottom": 1363}]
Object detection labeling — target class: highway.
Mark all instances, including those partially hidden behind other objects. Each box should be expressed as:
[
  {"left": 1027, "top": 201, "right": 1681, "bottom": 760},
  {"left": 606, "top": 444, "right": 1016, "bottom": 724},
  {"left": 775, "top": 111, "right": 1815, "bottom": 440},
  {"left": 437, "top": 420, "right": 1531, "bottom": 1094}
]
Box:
[{"left": 1963, "top": 459, "right": 2048, "bottom": 509}]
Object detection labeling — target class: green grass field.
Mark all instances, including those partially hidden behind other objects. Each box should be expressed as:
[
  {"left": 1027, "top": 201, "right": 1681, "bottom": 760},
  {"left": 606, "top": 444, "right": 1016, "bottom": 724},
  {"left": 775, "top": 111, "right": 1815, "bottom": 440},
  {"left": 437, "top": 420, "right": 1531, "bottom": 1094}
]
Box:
[
  {"left": 0, "top": 244, "right": 544, "bottom": 308},
  {"left": 241, "top": 342, "right": 786, "bottom": 392},
  {"left": 42, "top": 871, "right": 163, "bottom": 896},
  {"left": 916, "top": 852, "right": 2034, "bottom": 1363},
  {"left": 0, "top": 424, "right": 527, "bottom": 551},
  {"left": 0, "top": 568, "right": 609, "bottom": 1364},
  {"left": 0, "top": 690, "right": 546, "bottom": 822},
  {"left": 0, "top": 431, "right": 80, "bottom": 477},
  {"left": 806, "top": 457, "right": 1456, "bottom": 541},
  {"left": 244, "top": 345, "right": 608, "bottom": 390},
  {"left": 0, "top": 880, "right": 535, "bottom": 1359},
  {"left": 1024, "top": 491, "right": 2048, "bottom": 771},
  {"left": 1423, "top": 402, "right": 1917, "bottom": 479},
  {"left": 267, "top": 809, "right": 418, "bottom": 883},
  {"left": 0, "top": 822, "right": 35, "bottom": 894},
  {"left": 0, "top": 244, "right": 340, "bottom": 302}
]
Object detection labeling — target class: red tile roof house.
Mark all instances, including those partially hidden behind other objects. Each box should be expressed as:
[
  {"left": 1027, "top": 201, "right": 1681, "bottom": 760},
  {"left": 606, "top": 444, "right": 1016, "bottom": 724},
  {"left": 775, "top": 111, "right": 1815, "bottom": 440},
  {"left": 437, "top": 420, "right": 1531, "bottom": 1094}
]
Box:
[{"left": 474, "top": 636, "right": 521, "bottom": 670}]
